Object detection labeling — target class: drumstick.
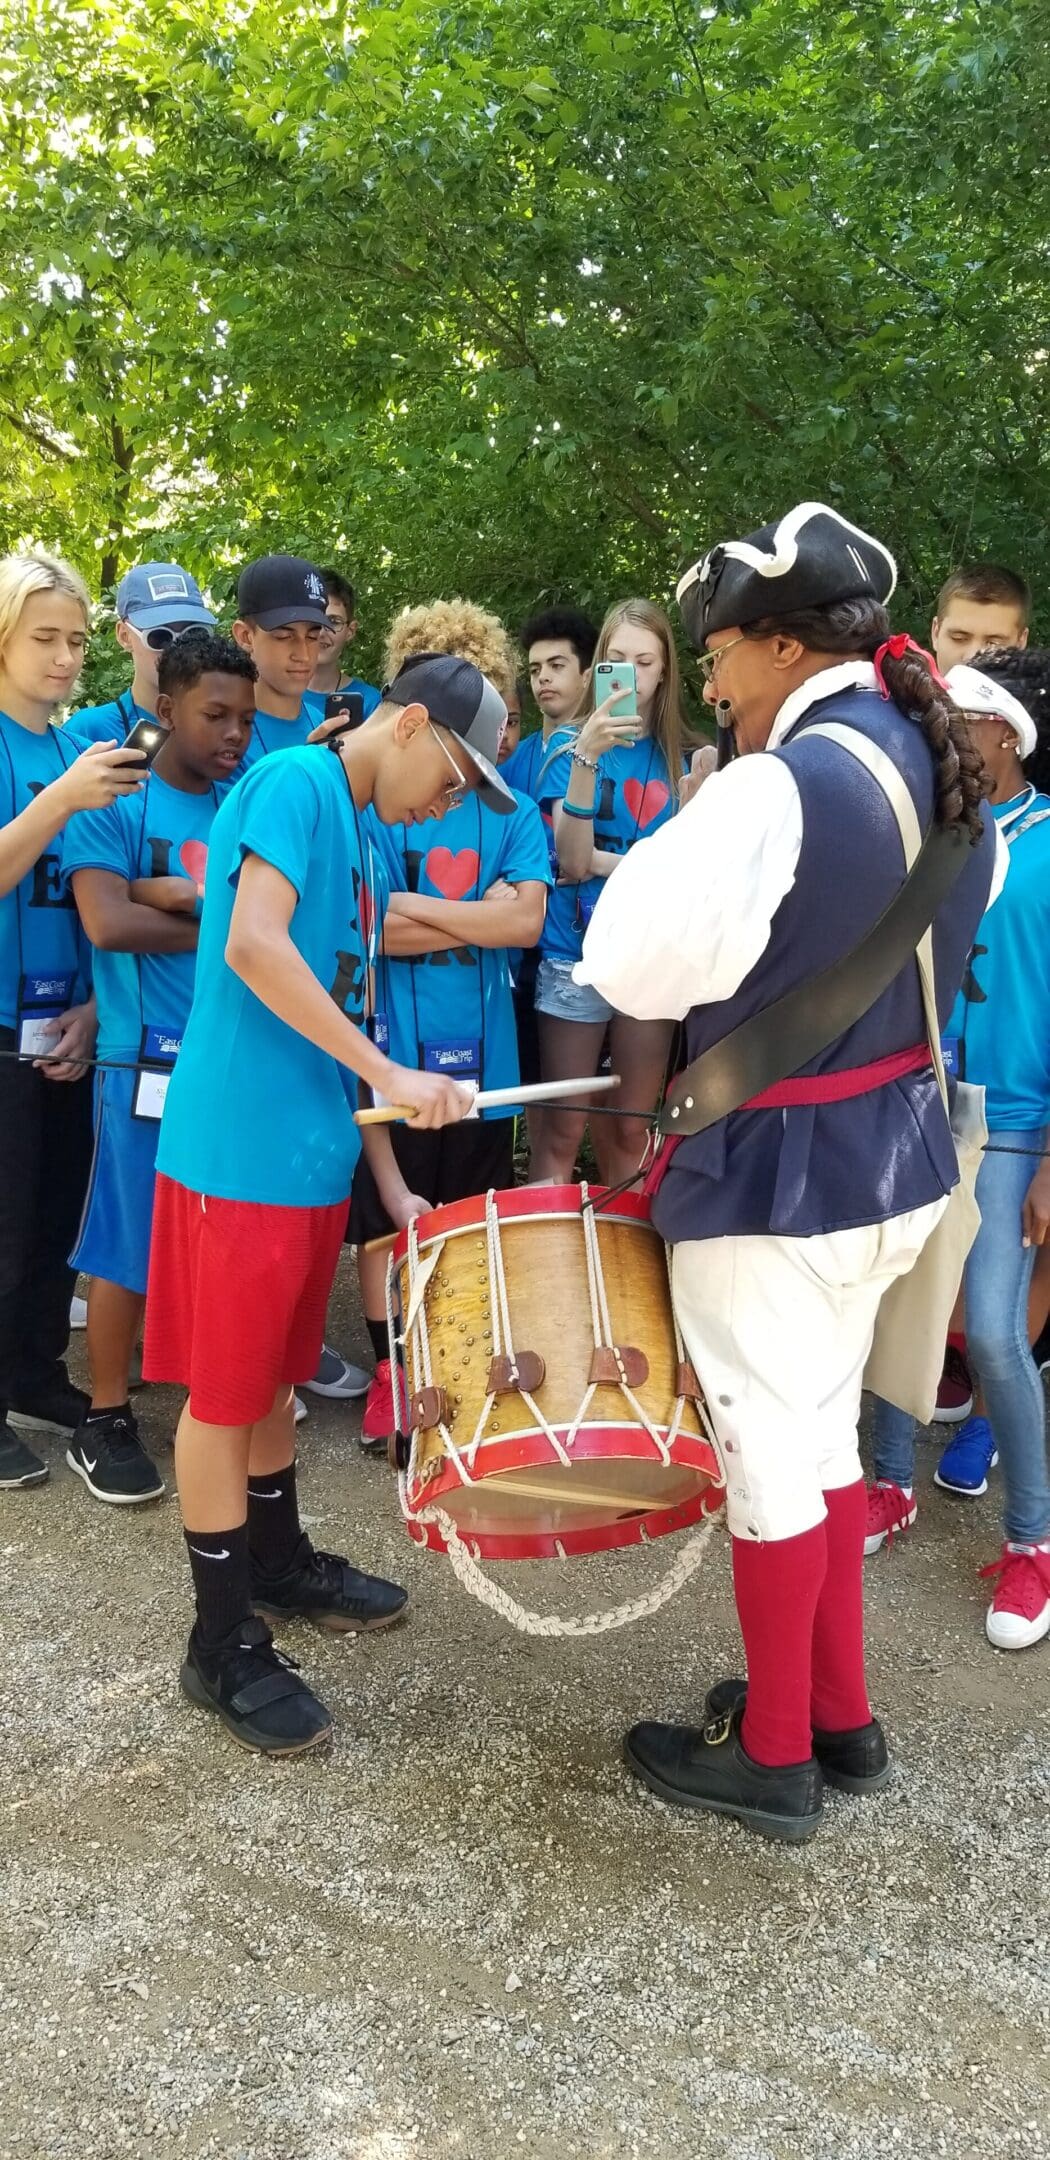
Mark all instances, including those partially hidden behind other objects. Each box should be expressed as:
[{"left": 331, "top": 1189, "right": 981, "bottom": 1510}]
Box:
[
  {"left": 489, "top": 1473, "right": 664, "bottom": 1514},
  {"left": 355, "top": 1073, "right": 622, "bottom": 1127},
  {"left": 362, "top": 1231, "right": 400, "bottom": 1256}
]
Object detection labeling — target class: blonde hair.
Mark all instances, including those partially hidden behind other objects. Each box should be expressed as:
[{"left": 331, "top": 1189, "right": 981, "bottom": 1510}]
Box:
[
  {"left": 585, "top": 597, "right": 695, "bottom": 800},
  {"left": 0, "top": 551, "right": 91, "bottom": 663},
  {"left": 384, "top": 598, "right": 520, "bottom": 704}
]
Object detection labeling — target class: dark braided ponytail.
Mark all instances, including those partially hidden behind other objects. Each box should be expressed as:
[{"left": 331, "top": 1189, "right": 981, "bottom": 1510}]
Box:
[{"left": 743, "top": 598, "right": 987, "bottom": 844}]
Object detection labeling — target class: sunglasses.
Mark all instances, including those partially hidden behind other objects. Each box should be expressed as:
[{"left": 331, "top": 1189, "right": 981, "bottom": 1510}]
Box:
[
  {"left": 428, "top": 722, "right": 471, "bottom": 807},
  {"left": 142, "top": 622, "right": 204, "bottom": 652}
]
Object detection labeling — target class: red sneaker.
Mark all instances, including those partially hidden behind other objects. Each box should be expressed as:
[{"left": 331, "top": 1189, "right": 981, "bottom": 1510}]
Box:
[
  {"left": 360, "top": 1359, "right": 395, "bottom": 1455},
  {"left": 981, "top": 1544, "right": 1050, "bottom": 1651},
  {"left": 933, "top": 1341, "right": 974, "bottom": 1424},
  {"left": 863, "top": 1481, "right": 917, "bottom": 1555}
]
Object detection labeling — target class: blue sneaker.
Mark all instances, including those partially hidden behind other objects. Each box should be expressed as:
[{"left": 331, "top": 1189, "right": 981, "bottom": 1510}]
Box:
[{"left": 934, "top": 1415, "right": 999, "bottom": 1497}]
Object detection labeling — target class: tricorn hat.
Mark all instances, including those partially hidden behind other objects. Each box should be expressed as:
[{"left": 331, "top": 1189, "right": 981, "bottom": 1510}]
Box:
[{"left": 676, "top": 502, "right": 898, "bottom": 649}]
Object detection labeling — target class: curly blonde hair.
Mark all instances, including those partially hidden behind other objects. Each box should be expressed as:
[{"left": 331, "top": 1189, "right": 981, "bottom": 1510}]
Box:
[{"left": 384, "top": 599, "right": 520, "bottom": 704}]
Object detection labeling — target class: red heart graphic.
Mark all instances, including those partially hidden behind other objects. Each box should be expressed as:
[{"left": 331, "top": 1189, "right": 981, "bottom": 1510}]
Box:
[
  {"left": 178, "top": 839, "right": 210, "bottom": 894},
  {"left": 425, "top": 847, "right": 480, "bottom": 901},
  {"left": 623, "top": 778, "right": 669, "bottom": 829}
]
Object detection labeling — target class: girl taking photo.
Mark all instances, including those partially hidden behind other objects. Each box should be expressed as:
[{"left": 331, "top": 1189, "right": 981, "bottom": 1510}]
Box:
[
  {"left": 0, "top": 553, "right": 146, "bottom": 1488},
  {"left": 531, "top": 597, "right": 692, "bottom": 1188}
]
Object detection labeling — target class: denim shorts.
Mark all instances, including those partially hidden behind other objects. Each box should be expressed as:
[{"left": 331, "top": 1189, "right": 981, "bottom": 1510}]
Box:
[{"left": 534, "top": 956, "right": 614, "bottom": 1026}]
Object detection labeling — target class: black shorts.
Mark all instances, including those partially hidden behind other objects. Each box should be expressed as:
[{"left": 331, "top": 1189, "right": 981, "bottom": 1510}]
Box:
[
  {"left": 512, "top": 947, "right": 542, "bottom": 1088},
  {"left": 348, "top": 1116, "right": 517, "bottom": 1246}
]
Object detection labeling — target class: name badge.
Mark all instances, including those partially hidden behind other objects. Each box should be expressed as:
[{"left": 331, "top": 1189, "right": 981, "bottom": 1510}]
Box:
[
  {"left": 574, "top": 893, "right": 597, "bottom": 935},
  {"left": 423, "top": 1038, "right": 481, "bottom": 1082},
  {"left": 132, "top": 1023, "right": 182, "bottom": 1123},
  {"left": 941, "top": 1034, "right": 962, "bottom": 1082},
  {"left": 369, "top": 1011, "right": 390, "bottom": 1055},
  {"left": 17, "top": 971, "right": 74, "bottom": 1058}
]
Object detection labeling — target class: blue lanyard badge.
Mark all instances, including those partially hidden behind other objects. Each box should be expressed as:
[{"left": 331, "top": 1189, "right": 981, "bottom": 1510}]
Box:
[
  {"left": 17, "top": 971, "right": 75, "bottom": 1058},
  {"left": 941, "top": 1034, "right": 962, "bottom": 1082},
  {"left": 132, "top": 1023, "right": 182, "bottom": 1122},
  {"left": 369, "top": 1011, "right": 390, "bottom": 1055},
  {"left": 423, "top": 1038, "right": 481, "bottom": 1082}
]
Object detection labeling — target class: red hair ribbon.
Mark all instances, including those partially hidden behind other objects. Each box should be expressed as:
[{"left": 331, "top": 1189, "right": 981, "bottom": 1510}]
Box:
[{"left": 873, "top": 633, "right": 950, "bottom": 699}]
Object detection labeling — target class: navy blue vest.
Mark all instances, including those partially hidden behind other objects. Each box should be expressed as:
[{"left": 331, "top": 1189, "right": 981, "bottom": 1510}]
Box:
[{"left": 653, "top": 685, "right": 996, "bottom": 1244}]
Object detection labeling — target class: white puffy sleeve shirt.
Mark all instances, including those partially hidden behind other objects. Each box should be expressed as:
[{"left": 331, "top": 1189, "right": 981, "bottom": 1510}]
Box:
[{"left": 573, "top": 754, "right": 804, "bottom": 1022}]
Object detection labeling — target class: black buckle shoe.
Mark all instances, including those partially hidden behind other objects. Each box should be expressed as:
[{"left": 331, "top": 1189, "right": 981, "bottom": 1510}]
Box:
[
  {"left": 67, "top": 1410, "right": 165, "bottom": 1506},
  {"left": 8, "top": 1381, "right": 90, "bottom": 1438},
  {"left": 252, "top": 1534, "right": 409, "bottom": 1634},
  {"left": 705, "top": 1678, "right": 891, "bottom": 1795},
  {"left": 624, "top": 1699, "right": 823, "bottom": 1843},
  {"left": 180, "top": 1614, "right": 334, "bottom": 1756},
  {"left": 0, "top": 1422, "right": 49, "bottom": 1488}
]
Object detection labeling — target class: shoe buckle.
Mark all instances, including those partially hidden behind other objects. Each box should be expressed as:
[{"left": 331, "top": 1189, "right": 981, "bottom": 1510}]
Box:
[{"left": 702, "top": 1708, "right": 734, "bottom": 1747}]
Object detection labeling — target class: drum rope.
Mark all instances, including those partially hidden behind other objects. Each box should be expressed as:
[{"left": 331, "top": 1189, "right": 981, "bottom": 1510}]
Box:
[
  {"left": 569, "top": 1185, "right": 673, "bottom": 1466},
  {"left": 416, "top": 1504, "right": 720, "bottom": 1637}
]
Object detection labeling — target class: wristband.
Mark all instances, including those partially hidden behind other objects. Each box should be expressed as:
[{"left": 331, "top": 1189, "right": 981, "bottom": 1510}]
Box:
[
  {"left": 570, "top": 749, "right": 599, "bottom": 773},
  {"left": 560, "top": 799, "right": 595, "bottom": 820}
]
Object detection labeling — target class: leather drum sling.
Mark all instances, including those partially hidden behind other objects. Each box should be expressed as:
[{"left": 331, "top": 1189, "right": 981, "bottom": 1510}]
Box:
[{"left": 657, "top": 745, "right": 973, "bottom": 1142}]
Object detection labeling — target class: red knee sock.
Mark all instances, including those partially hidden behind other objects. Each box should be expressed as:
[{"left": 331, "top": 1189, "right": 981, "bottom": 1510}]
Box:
[
  {"left": 732, "top": 1524, "right": 827, "bottom": 1767},
  {"left": 810, "top": 1479, "right": 872, "bottom": 1733}
]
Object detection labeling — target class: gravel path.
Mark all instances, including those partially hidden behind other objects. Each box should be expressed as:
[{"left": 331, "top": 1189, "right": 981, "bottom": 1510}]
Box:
[{"left": 2, "top": 1256, "right": 1048, "bottom": 2160}]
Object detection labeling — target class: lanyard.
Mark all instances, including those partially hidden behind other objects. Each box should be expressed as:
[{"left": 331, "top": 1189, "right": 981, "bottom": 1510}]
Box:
[
  {"left": 0, "top": 715, "right": 77, "bottom": 991},
  {"left": 331, "top": 748, "right": 380, "bottom": 1021},
  {"left": 132, "top": 773, "right": 220, "bottom": 1039}
]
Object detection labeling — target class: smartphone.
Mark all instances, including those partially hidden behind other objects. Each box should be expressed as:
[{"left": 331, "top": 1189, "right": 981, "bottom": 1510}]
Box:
[
  {"left": 123, "top": 717, "right": 168, "bottom": 766},
  {"left": 324, "top": 690, "right": 366, "bottom": 734},
  {"left": 594, "top": 659, "right": 638, "bottom": 723}
]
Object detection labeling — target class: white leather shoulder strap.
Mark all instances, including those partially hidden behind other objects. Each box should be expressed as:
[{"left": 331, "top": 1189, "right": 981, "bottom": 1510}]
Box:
[{"left": 803, "top": 721, "right": 947, "bottom": 1106}]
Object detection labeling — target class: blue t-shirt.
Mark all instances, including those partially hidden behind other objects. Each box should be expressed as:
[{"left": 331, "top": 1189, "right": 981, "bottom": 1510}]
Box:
[
  {"left": 63, "top": 771, "right": 227, "bottom": 1061},
  {"left": 238, "top": 704, "right": 317, "bottom": 771},
  {"left": 370, "top": 788, "right": 551, "bottom": 1116},
  {"left": 948, "top": 789, "right": 1050, "bottom": 1130},
  {"left": 157, "top": 748, "right": 379, "bottom": 1204},
  {"left": 537, "top": 728, "right": 679, "bottom": 963},
  {"left": 65, "top": 692, "right": 150, "bottom": 747},
  {"left": 500, "top": 729, "right": 560, "bottom": 880},
  {"left": 302, "top": 678, "right": 382, "bottom": 725},
  {"left": 0, "top": 711, "right": 90, "bottom": 1029}
]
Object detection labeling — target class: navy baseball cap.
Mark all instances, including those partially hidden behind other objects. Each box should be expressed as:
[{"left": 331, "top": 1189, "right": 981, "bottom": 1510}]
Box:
[
  {"left": 237, "top": 554, "right": 328, "bottom": 630},
  {"left": 116, "top": 562, "right": 214, "bottom": 633},
  {"left": 384, "top": 652, "right": 516, "bottom": 815}
]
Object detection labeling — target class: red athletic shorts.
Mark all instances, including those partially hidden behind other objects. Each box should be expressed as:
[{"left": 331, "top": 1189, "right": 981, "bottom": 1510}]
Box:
[{"left": 143, "top": 1174, "right": 348, "bottom": 1426}]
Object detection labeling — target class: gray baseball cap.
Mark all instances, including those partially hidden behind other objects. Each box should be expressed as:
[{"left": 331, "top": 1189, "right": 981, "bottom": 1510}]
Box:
[{"left": 384, "top": 651, "right": 516, "bottom": 815}]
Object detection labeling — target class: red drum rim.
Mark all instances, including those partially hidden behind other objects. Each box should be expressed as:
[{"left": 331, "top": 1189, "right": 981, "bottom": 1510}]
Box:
[
  {"left": 404, "top": 1421, "right": 721, "bottom": 1500},
  {"left": 390, "top": 1182, "right": 652, "bottom": 1266},
  {"left": 405, "top": 1480, "right": 724, "bottom": 1561}
]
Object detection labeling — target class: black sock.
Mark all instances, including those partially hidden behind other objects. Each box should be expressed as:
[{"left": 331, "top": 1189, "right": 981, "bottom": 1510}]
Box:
[
  {"left": 366, "top": 1316, "right": 388, "bottom": 1364},
  {"left": 246, "top": 1458, "right": 304, "bottom": 1577},
  {"left": 86, "top": 1400, "right": 131, "bottom": 1423},
  {"left": 184, "top": 1523, "right": 253, "bottom": 1651}
]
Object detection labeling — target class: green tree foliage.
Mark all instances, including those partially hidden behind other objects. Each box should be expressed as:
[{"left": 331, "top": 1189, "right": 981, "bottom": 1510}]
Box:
[{"left": 1, "top": 0, "right": 1047, "bottom": 698}]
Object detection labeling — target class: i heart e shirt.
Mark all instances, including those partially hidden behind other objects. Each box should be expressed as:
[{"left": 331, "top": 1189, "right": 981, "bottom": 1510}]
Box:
[
  {"left": 62, "top": 771, "right": 229, "bottom": 1061},
  {"left": 537, "top": 729, "right": 679, "bottom": 962},
  {"left": 369, "top": 788, "right": 552, "bottom": 1115}
]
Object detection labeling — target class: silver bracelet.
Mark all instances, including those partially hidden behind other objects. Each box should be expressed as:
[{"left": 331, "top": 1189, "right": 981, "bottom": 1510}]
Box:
[{"left": 570, "top": 748, "right": 599, "bottom": 773}]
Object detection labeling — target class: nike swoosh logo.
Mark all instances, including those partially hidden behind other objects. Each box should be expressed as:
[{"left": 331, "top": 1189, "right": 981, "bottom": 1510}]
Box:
[
  {"left": 187, "top": 1545, "right": 230, "bottom": 1561},
  {"left": 248, "top": 1489, "right": 283, "bottom": 1500}
]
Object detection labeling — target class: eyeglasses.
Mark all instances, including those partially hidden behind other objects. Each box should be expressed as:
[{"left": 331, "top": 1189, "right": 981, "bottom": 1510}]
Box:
[
  {"left": 696, "top": 634, "right": 745, "bottom": 685},
  {"left": 142, "top": 622, "right": 201, "bottom": 652},
  {"left": 323, "top": 615, "right": 348, "bottom": 634},
  {"left": 428, "top": 722, "right": 471, "bottom": 807}
]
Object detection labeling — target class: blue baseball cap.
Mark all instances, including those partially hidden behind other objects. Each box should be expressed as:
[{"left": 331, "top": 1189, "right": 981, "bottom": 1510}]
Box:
[{"left": 115, "top": 562, "right": 215, "bottom": 633}]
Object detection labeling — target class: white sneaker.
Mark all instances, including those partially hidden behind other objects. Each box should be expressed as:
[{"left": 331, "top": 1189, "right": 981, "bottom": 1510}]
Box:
[
  {"left": 294, "top": 1395, "right": 308, "bottom": 1426},
  {"left": 983, "top": 1544, "right": 1050, "bottom": 1651},
  {"left": 70, "top": 1295, "right": 88, "bottom": 1331},
  {"left": 300, "top": 1344, "right": 370, "bottom": 1400}
]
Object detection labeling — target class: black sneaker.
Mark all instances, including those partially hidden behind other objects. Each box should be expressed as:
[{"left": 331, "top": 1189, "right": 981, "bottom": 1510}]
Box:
[
  {"left": 0, "top": 1422, "right": 49, "bottom": 1488},
  {"left": 180, "top": 1614, "right": 334, "bottom": 1756},
  {"left": 1033, "top": 1319, "right": 1050, "bottom": 1377},
  {"left": 8, "top": 1381, "right": 90, "bottom": 1438},
  {"left": 704, "top": 1677, "right": 891, "bottom": 1796},
  {"left": 624, "top": 1698, "right": 823, "bottom": 1843},
  {"left": 66, "top": 1410, "right": 165, "bottom": 1506},
  {"left": 252, "top": 1533, "right": 409, "bottom": 1634}
]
